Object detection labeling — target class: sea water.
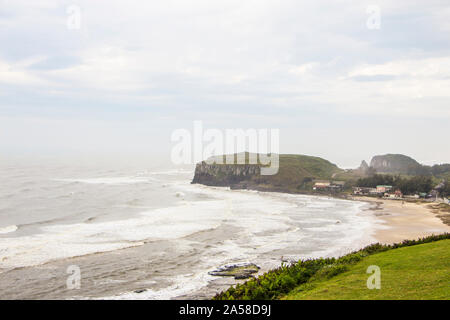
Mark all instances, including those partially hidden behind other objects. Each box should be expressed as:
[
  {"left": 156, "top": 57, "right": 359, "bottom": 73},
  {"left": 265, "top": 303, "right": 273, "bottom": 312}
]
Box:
[{"left": 0, "top": 157, "right": 380, "bottom": 299}]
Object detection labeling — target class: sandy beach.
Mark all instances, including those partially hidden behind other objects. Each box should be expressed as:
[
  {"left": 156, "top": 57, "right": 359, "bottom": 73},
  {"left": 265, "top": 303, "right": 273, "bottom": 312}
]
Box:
[{"left": 354, "top": 197, "right": 450, "bottom": 244}]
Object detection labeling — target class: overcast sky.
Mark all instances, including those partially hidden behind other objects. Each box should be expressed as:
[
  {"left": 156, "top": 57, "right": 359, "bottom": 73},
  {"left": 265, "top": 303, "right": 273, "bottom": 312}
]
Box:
[{"left": 1, "top": 0, "right": 450, "bottom": 167}]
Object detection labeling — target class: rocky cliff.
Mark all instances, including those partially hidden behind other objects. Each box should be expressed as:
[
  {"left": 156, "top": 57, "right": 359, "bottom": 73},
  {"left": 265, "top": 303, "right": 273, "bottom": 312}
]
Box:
[
  {"left": 192, "top": 161, "right": 261, "bottom": 187},
  {"left": 356, "top": 160, "right": 370, "bottom": 175},
  {"left": 191, "top": 153, "right": 344, "bottom": 193},
  {"left": 370, "top": 154, "right": 421, "bottom": 174}
]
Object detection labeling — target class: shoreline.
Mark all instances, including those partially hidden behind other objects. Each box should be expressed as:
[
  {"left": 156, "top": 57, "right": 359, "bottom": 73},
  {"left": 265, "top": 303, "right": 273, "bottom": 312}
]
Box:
[
  {"left": 350, "top": 196, "right": 450, "bottom": 244},
  {"left": 111, "top": 192, "right": 450, "bottom": 300},
  {"left": 185, "top": 183, "right": 450, "bottom": 299},
  {"left": 199, "top": 182, "right": 450, "bottom": 244}
]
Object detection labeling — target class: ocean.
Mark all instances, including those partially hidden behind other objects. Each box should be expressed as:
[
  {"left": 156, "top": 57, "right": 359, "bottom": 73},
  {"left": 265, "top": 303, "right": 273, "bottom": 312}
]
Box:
[{"left": 0, "top": 157, "right": 380, "bottom": 299}]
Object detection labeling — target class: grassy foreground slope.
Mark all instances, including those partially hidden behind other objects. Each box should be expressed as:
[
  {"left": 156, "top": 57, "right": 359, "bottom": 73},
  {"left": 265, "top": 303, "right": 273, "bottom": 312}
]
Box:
[
  {"left": 285, "top": 239, "right": 450, "bottom": 300},
  {"left": 213, "top": 234, "right": 450, "bottom": 300}
]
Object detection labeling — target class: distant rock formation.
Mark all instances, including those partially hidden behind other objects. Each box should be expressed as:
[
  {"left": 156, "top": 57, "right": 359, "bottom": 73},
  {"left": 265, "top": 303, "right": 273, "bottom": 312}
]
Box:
[
  {"left": 369, "top": 154, "right": 422, "bottom": 175},
  {"left": 351, "top": 160, "right": 375, "bottom": 176},
  {"left": 359, "top": 160, "right": 369, "bottom": 173},
  {"left": 360, "top": 160, "right": 369, "bottom": 170}
]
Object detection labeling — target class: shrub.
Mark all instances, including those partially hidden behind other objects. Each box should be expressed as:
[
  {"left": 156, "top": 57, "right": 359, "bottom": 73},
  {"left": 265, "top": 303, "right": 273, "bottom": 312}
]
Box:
[{"left": 213, "top": 233, "right": 450, "bottom": 300}]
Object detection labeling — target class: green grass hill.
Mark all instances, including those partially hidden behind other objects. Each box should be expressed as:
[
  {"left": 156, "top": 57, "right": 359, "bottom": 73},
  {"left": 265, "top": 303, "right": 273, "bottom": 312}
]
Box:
[
  {"left": 192, "top": 153, "right": 344, "bottom": 193},
  {"left": 285, "top": 239, "right": 450, "bottom": 300},
  {"left": 213, "top": 234, "right": 450, "bottom": 300}
]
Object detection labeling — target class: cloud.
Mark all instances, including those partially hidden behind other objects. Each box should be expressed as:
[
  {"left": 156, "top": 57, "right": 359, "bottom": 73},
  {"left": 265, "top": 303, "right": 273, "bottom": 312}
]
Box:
[
  {"left": 289, "top": 63, "right": 319, "bottom": 75},
  {"left": 0, "top": 0, "right": 450, "bottom": 163},
  {"left": 0, "top": 58, "right": 49, "bottom": 86},
  {"left": 348, "top": 57, "right": 450, "bottom": 78}
]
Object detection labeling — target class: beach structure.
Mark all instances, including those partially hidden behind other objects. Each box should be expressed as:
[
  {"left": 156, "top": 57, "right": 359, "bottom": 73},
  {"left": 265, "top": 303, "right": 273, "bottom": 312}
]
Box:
[
  {"left": 313, "top": 181, "right": 330, "bottom": 190},
  {"left": 313, "top": 181, "right": 345, "bottom": 192},
  {"left": 376, "top": 185, "right": 393, "bottom": 193},
  {"left": 385, "top": 189, "right": 403, "bottom": 198},
  {"left": 352, "top": 187, "right": 372, "bottom": 195}
]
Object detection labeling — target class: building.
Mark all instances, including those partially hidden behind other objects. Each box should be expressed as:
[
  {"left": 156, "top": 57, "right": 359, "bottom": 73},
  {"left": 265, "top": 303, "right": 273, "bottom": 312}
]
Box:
[
  {"left": 313, "top": 181, "right": 331, "bottom": 191},
  {"left": 313, "top": 181, "right": 345, "bottom": 192},
  {"left": 352, "top": 187, "right": 373, "bottom": 195},
  {"left": 428, "top": 190, "right": 439, "bottom": 199},
  {"left": 395, "top": 189, "right": 403, "bottom": 197},
  {"left": 332, "top": 181, "right": 346, "bottom": 188},
  {"left": 376, "top": 185, "right": 393, "bottom": 193},
  {"left": 434, "top": 181, "right": 445, "bottom": 191},
  {"left": 385, "top": 189, "right": 403, "bottom": 198},
  {"left": 353, "top": 185, "right": 392, "bottom": 197}
]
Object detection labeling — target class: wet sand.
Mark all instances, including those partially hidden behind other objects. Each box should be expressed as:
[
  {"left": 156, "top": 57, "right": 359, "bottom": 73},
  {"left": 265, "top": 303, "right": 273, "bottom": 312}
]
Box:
[{"left": 354, "top": 197, "right": 450, "bottom": 244}]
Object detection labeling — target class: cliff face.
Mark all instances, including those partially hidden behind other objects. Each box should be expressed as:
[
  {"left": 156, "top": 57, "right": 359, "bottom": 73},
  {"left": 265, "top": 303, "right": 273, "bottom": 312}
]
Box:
[
  {"left": 370, "top": 154, "right": 421, "bottom": 174},
  {"left": 359, "top": 160, "right": 369, "bottom": 171},
  {"left": 357, "top": 160, "right": 370, "bottom": 175},
  {"left": 192, "top": 161, "right": 261, "bottom": 187},
  {"left": 191, "top": 153, "right": 344, "bottom": 193}
]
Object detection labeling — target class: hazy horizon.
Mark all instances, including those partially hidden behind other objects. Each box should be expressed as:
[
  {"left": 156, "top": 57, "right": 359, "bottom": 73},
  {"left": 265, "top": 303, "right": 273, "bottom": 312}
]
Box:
[{"left": 1, "top": 1, "right": 450, "bottom": 168}]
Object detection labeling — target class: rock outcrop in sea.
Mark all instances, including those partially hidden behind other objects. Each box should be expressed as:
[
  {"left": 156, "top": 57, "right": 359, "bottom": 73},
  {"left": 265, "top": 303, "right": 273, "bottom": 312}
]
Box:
[{"left": 208, "top": 263, "right": 260, "bottom": 280}]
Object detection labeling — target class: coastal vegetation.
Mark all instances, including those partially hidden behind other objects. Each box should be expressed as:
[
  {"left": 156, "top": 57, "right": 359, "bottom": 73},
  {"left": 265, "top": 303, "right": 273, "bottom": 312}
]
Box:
[
  {"left": 285, "top": 238, "right": 450, "bottom": 300},
  {"left": 213, "top": 234, "right": 450, "bottom": 300},
  {"left": 441, "top": 180, "right": 450, "bottom": 197},
  {"left": 356, "top": 174, "right": 434, "bottom": 194}
]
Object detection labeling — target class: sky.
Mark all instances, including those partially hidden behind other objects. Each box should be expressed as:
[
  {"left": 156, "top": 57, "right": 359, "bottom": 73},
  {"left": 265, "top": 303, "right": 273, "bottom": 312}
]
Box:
[{"left": 1, "top": 0, "right": 450, "bottom": 168}]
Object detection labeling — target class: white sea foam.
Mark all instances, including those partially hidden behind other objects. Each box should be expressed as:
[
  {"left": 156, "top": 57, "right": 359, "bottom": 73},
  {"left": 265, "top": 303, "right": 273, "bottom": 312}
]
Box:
[
  {"left": 0, "top": 188, "right": 297, "bottom": 268},
  {"left": 0, "top": 200, "right": 220, "bottom": 268},
  {"left": 104, "top": 195, "right": 378, "bottom": 300},
  {"left": 0, "top": 225, "right": 18, "bottom": 234},
  {"left": 0, "top": 172, "right": 381, "bottom": 301},
  {"left": 97, "top": 272, "right": 214, "bottom": 300},
  {"left": 147, "top": 169, "right": 194, "bottom": 176},
  {"left": 53, "top": 177, "right": 157, "bottom": 185}
]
